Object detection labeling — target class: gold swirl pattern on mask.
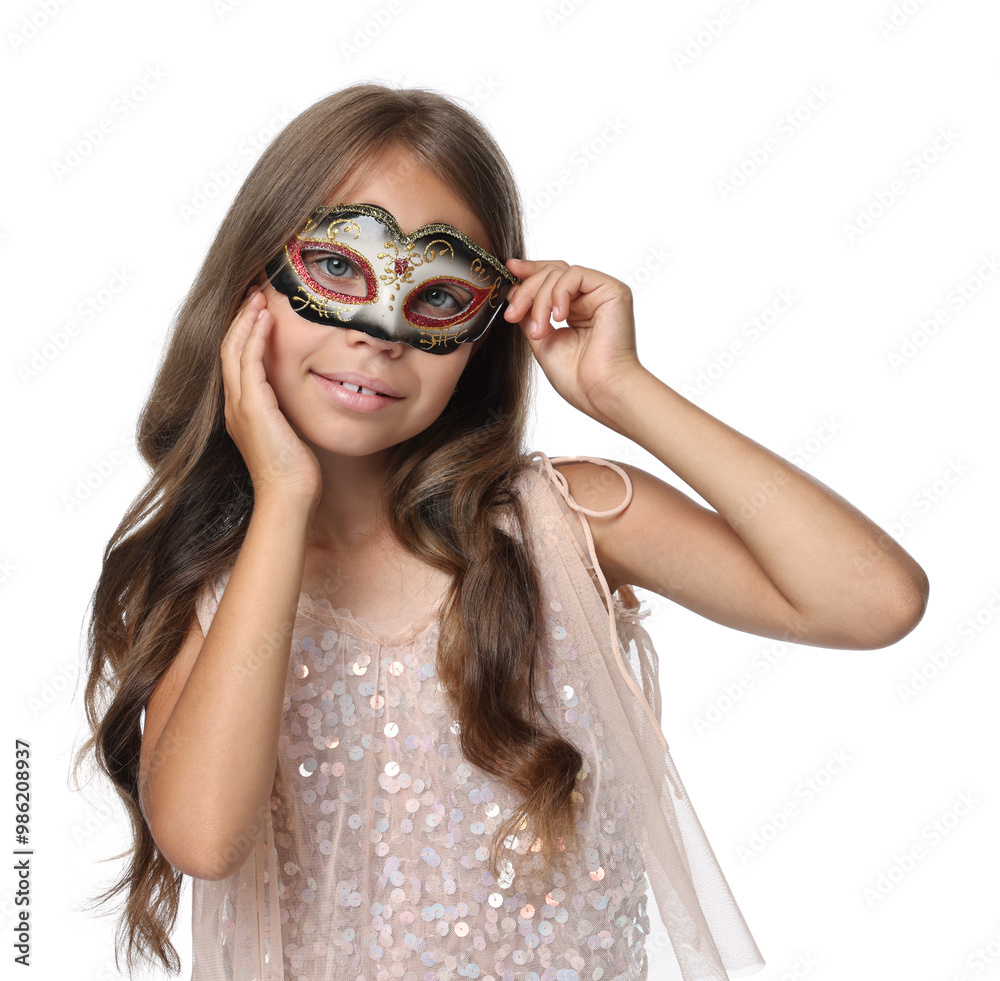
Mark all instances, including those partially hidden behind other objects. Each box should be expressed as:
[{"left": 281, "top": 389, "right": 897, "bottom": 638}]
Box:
[
  {"left": 290, "top": 285, "right": 337, "bottom": 320},
  {"left": 297, "top": 213, "right": 363, "bottom": 245},
  {"left": 308, "top": 203, "right": 519, "bottom": 284},
  {"left": 374, "top": 240, "right": 417, "bottom": 296},
  {"left": 417, "top": 327, "right": 471, "bottom": 351}
]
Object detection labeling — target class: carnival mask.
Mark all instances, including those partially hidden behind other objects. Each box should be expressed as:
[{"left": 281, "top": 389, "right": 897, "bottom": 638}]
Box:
[{"left": 265, "top": 203, "right": 519, "bottom": 354}]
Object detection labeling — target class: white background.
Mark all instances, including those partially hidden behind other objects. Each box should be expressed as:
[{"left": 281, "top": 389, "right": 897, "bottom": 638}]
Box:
[{"left": 3, "top": 0, "right": 999, "bottom": 979}]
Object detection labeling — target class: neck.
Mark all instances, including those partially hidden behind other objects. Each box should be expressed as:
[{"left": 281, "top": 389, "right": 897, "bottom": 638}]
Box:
[{"left": 306, "top": 446, "right": 398, "bottom": 553}]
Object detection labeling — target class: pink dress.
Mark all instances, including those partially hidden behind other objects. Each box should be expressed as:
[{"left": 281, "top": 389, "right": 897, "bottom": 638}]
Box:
[{"left": 189, "top": 452, "right": 765, "bottom": 981}]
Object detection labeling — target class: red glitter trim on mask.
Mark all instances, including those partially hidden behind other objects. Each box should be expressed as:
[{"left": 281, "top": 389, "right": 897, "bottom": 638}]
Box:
[
  {"left": 402, "top": 277, "right": 492, "bottom": 330},
  {"left": 287, "top": 239, "right": 378, "bottom": 305}
]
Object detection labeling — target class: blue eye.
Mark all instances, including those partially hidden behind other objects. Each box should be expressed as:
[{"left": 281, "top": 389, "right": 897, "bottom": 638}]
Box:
[
  {"left": 422, "top": 287, "right": 458, "bottom": 310},
  {"left": 413, "top": 285, "right": 472, "bottom": 318},
  {"left": 404, "top": 279, "right": 482, "bottom": 326},
  {"left": 300, "top": 248, "right": 371, "bottom": 299},
  {"left": 319, "top": 256, "right": 353, "bottom": 278}
]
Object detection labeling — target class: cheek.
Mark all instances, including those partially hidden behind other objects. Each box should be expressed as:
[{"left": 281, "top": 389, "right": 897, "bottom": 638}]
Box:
[
  {"left": 431, "top": 352, "right": 472, "bottom": 400},
  {"left": 259, "top": 324, "right": 282, "bottom": 380},
  {"left": 264, "top": 294, "right": 308, "bottom": 357},
  {"left": 451, "top": 344, "right": 476, "bottom": 379}
]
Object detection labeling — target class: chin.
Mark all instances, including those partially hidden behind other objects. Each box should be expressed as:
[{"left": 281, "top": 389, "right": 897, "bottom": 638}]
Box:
[{"left": 303, "top": 431, "right": 407, "bottom": 461}]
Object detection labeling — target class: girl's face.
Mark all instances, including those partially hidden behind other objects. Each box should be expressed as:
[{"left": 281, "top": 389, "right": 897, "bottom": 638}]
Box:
[{"left": 258, "top": 148, "right": 493, "bottom": 464}]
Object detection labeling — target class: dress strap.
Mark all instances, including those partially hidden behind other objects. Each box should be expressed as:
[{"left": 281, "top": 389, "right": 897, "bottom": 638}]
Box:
[
  {"left": 534, "top": 454, "right": 634, "bottom": 518},
  {"left": 529, "top": 452, "right": 678, "bottom": 784}
]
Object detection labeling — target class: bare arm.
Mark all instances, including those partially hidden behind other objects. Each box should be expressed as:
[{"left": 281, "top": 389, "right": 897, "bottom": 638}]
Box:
[
  {"left": 139, "top": 287, "right": 323, "bottom": 880},
  {"left": 504, "top": 259, "right": 928, "bottom": 650},
  {"left": 555, "top": 386, "right": 928, "bottom": 650},
  {"left": 139, "top": 498, "right": 311, "bottom": 880}
]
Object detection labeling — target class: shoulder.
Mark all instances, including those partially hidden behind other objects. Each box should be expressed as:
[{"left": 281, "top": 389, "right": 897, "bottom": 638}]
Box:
[
  {"left": 521, "top": 455, "right": 639, "bottom": 594},
  {"left": 536, "top": 455, "right": 716, "bottom": 597},
  {"left": 548, "top": 458, "right": 631, "bottom": 512},
  {"left": 518, "top": 453, "right": 632, "bottom": 508}
]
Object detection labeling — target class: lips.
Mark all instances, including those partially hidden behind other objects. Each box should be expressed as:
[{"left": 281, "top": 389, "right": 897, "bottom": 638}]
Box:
[{"left": 313, "top": 370, "right": 403, "bottom": 398}]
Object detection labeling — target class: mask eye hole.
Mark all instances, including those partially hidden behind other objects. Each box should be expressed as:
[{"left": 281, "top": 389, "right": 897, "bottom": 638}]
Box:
[
  {"left": 403, "top": 277, "right": 490, "bottom": 328},
  {"left": 288, "top": 240, "right": 377, "bottom": 303}
]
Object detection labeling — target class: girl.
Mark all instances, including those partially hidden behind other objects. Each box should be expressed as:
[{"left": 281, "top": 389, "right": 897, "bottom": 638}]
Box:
[{"left": 77, "top": 84, "right": 928, "bottom": 981}]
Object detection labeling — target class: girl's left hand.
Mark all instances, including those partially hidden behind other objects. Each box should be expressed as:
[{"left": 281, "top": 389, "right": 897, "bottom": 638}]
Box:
[{"left": 503, "top": 258, "right": 644, "bottom": 423}]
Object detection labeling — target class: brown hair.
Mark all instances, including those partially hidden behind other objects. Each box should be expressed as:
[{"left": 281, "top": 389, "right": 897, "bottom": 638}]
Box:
[{"left": 73, "top": 83, "right": 584, "bottom": 975}]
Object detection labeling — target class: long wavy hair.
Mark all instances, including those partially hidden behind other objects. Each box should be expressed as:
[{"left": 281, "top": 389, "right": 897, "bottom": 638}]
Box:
[{"left": 73, "top": 83, "right": 586, "bottom": 975}]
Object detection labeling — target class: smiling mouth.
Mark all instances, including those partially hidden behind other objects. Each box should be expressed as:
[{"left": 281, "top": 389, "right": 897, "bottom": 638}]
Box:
[{"left": 335, "top": 380, "right": 397, "bottom": 398}]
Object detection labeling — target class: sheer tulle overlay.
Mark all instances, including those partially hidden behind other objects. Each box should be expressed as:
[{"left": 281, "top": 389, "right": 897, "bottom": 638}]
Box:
[{"left": 190, "top": 452, "right": 765, "bottom": 981}]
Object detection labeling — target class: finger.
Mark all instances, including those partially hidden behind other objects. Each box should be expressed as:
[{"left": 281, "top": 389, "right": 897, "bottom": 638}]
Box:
[
  {"left": 221, "top": 292, "right": 264, "bottom": 361},
  {"left": 503, "top": 260, "right": 568, "bottom": 322},
  {"left": 505, "top": 257, "right": 568, "bottom": 276},
  {"left": 550, "top": 266, "right": 589, "bottom": 322},
  {"left": 234, "top": 291, "right": 266, "bottom": 341},
  {"left": 221, "top": 292, "right": 265, "bottom": 405},
  {"left": 507, "top": 269, "right": 563, "bottom": 338},
  {"left": 524, "top": 269, "right": 567, "bottom": 339},
  {"left": 238, "top": 307, "right": 274, "bottom": 401},
  {"left": 544, "top": 264, "right": 619, "bottom": 326},
  {"left": 524, "top": 266, "right": 587, "bottom": 339},
  {"left": 551, "top": 266, "right": 583, "bottom": 320}
]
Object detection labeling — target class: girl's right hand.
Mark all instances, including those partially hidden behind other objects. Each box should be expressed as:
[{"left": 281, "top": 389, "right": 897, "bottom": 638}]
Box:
[{"left": 221, "top": 288, "right": 322, "bottom": 509}]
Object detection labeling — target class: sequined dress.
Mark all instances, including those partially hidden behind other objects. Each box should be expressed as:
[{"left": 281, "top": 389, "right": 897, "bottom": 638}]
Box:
[{"left": 189, "top": 453, "right": 766, "bottom": 981}]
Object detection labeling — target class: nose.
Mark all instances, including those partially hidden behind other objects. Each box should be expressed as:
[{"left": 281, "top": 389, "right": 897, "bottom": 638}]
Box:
[{"left": 344, "top": 327, "right": 404, "bottom": 356}]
